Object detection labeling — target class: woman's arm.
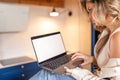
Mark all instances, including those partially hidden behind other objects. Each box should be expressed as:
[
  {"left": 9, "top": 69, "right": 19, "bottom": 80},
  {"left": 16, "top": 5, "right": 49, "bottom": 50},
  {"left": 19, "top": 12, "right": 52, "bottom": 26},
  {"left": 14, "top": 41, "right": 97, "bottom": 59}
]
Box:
[{"left": 65, "top": 67, "right": 105, "bottom": 80}]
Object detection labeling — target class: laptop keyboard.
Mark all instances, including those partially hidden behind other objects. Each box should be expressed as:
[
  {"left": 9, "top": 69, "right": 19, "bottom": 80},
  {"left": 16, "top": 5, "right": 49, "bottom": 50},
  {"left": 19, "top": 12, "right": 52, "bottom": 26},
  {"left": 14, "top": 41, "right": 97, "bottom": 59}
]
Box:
[{"left": 41, "top": 54, "right": 69, "bottom": 70}]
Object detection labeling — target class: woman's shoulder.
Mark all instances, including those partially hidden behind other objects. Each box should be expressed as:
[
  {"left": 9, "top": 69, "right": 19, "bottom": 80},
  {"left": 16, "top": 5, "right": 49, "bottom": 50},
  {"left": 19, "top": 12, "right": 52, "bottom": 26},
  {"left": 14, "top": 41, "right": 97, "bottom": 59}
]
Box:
[
  {"left": 110, "top": 27, "right": 120, "bottom": 37},
  {"left": 110, "top": 27, "right": 120, "bottom": 42},
  {"left": 111, "top": 32, "right": 120, "bottom": 41},
  {"left": 109, "top": 30, "right": 120, "bottom": 58}
]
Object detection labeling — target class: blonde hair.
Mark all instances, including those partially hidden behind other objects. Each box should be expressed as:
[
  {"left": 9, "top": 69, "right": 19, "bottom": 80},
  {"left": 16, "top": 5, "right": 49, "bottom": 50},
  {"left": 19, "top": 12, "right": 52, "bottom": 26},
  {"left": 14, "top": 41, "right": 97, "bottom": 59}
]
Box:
[
  {"left": 80, "top": 0, "right": 120, "bottom": 55},
  {"left": 80, "top": 0, "right": 106, "bottom": 32},
  {"left": 97, "top": 0, "right": 120, "bottom": 24},
  {"left": 94, "top": 0, "right": 120, "bottom": 55},
  {"left": 106, "top": 0, "right": 120, "bottom": 20}
]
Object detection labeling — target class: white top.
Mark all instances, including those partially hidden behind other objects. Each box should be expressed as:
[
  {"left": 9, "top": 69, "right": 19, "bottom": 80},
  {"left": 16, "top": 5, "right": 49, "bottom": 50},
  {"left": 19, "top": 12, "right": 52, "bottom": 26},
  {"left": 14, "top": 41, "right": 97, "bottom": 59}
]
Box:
[{"left": 71, "top": 27, "right": 120, "bottom": 80}]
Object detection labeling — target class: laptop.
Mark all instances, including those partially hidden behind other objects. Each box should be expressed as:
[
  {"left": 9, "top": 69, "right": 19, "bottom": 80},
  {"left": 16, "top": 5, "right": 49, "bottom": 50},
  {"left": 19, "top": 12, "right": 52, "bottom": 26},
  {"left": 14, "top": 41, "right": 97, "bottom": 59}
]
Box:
[{"left": 31, "top": 32, "right": 83, "bottom": 74}]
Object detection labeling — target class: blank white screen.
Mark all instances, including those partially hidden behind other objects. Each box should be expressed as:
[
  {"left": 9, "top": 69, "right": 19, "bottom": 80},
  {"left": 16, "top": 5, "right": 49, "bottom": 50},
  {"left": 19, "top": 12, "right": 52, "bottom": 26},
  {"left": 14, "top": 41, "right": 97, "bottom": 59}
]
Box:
[{"left": 32, "top": 33, "right": 66, "bottom": 63}]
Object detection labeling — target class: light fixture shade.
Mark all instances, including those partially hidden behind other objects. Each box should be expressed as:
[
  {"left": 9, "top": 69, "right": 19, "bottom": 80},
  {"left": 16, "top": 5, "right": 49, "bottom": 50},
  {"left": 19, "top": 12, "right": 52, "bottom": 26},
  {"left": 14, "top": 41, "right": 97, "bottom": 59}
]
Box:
[{"left": 50, "top": 8, "right": 59, "bottom": 17}]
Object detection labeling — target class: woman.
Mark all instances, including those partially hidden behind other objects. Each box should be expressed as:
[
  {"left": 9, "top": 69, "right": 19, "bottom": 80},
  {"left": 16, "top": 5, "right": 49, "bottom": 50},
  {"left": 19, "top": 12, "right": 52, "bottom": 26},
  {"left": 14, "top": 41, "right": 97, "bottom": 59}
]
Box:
[{"left": 65, "top": 0, "right": 120, "bottom": 80}]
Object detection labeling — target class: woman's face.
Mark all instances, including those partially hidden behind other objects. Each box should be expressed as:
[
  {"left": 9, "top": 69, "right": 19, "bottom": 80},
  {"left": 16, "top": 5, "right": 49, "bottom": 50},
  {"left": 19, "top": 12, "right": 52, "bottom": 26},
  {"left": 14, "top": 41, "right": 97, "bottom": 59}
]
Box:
[
  {"left": 86, "top": 2, "right": 103, "bottom": 27},
  {"left": 86, "top": 2, "right": 95, "bottom": 20}
]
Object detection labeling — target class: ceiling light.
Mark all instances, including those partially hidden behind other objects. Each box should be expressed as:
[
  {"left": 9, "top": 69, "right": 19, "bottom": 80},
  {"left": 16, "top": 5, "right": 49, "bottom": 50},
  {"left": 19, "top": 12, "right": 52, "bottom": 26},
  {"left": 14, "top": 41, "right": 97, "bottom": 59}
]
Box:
[{"left": 50, "top": 8, "right": 59, "bottom": 17}]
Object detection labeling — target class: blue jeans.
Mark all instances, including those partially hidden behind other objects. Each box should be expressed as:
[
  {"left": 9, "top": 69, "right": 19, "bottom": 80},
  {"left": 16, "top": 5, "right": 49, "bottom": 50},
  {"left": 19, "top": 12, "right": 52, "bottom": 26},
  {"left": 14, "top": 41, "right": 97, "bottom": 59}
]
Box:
[{"left": 29, "top": 69, "right": 75, "bottom": 80}]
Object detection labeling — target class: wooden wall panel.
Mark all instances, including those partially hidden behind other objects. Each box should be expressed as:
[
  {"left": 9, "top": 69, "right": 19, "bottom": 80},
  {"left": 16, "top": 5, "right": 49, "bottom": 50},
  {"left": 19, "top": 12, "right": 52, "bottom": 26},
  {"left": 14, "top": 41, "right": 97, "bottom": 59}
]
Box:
[
  {"left": 38, "top": 0, "right": 64, "bottom": 8},
  {"left": 20, "top": 0, "right": 40, "bottom": 5},
  {"left": 0, "top": 0, "right": 64, "bottom": 8},
  {"left": 0, "top": 0, "right": 19, "bottom": 3}
]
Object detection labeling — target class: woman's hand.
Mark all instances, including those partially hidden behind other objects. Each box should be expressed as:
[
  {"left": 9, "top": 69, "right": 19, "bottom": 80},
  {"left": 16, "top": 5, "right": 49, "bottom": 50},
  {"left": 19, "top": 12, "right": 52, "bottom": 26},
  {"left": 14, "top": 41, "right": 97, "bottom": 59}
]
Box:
[
  {"left": 64, "top": 66, "right": 73, "bottom": 75},
  {"left": 71, "top": 52, "right": 94, "bottom": 66}
]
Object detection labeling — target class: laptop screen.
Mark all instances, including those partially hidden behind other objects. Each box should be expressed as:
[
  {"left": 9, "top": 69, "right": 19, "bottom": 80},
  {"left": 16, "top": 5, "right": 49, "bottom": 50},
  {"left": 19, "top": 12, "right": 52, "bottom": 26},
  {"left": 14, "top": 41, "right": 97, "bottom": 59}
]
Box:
[{"left": 31, "top": 32, "right": 66, "bottom": 63}]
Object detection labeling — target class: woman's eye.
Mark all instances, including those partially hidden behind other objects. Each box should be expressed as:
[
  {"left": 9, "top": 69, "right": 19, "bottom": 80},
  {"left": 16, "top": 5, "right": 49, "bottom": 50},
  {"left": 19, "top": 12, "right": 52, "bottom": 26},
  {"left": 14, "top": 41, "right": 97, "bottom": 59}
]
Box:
[{"left": 87, "top": 8, "right": 92, "bottom": 13}]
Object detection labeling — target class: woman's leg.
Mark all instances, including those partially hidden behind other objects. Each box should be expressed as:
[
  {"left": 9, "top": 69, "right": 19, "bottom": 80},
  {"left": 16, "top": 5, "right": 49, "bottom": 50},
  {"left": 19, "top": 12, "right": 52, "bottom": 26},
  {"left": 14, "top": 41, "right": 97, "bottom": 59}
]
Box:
[{"left": 29, "top": 69, "right": 75, "bottom": 80}]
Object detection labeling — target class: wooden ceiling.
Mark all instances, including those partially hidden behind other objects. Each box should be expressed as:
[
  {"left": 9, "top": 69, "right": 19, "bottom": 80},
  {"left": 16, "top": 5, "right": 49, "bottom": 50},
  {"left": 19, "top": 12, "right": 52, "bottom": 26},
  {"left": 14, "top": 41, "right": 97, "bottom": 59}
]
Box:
[{"left": 0, "top": 0, "right": 65, "bottom": 8}]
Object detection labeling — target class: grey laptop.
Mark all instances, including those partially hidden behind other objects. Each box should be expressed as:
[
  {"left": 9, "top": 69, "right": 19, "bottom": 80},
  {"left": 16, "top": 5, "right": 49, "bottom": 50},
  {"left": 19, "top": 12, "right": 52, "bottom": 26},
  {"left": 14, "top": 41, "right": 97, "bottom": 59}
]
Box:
[{"left": 31, "top": 32, "right": 82, "bottom": 74}]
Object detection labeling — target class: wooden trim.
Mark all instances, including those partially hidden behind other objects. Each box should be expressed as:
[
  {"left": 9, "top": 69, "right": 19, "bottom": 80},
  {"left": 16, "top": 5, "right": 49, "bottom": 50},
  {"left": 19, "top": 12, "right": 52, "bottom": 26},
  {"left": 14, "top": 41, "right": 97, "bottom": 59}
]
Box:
[{"left": 0, "top": 0, "right": 64, "bottom": 8}]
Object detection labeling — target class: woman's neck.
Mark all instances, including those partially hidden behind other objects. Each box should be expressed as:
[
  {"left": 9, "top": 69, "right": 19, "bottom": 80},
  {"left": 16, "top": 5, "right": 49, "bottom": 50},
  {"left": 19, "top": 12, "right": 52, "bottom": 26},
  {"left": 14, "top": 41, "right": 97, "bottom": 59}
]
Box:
[{"left": 107, "top": 21, "right": 120, "bottom": 33}]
